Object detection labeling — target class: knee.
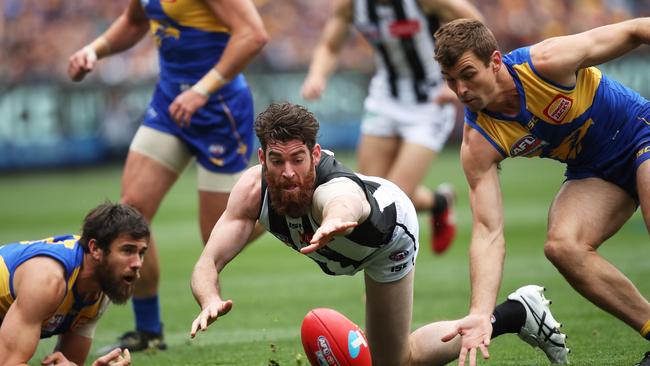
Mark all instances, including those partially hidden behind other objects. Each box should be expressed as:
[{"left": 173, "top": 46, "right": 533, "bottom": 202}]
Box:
[
  {"left": 543, "top": 236, "right": 591, "bottom": 268},
  {"left": 120, "top": 195, "right": 155, "bottom": 220}
]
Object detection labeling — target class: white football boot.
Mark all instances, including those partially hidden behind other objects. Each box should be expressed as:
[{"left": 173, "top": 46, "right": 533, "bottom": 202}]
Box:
[{"left": 508, "top": 285, "right": 570, "bottom": 364}]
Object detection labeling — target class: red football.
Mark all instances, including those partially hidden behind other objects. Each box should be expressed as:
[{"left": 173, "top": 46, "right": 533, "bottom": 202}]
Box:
[{"left": 301, "top": 308, "right": 372, "bottom": 366}]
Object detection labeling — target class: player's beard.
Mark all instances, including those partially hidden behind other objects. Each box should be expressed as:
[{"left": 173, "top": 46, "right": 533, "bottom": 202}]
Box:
[
  {"left": 96, "top": 257, "right": 136, "bottom": 305},
  {"left": 265, "top": 165, "right": 316, "bottom": 218}
]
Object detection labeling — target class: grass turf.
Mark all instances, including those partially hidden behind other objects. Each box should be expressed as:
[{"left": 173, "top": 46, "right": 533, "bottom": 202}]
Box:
[{"left": 1, "top": 147, "right": 648, "bottom": 365}]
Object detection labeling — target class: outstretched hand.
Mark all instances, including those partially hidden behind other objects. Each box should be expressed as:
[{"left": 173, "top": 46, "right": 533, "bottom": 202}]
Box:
[
  {"left": 441, "top": 314, "right": 493, "bottom": 366},
  {"left": 299, "top": 220, "right": 357, "bottom": 254},
  {"left": 190, "top": 299, "right": 234, "bottom": 338}
]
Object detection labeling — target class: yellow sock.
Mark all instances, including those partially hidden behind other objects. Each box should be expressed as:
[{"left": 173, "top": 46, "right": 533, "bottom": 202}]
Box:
[{"left": 641, "top": 319, "right": 650, "bottom": 340}]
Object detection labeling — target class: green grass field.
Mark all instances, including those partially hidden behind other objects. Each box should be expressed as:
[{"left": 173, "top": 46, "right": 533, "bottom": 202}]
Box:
[{"left": 2, "top": 147, "right": 649, "bottom": 365}]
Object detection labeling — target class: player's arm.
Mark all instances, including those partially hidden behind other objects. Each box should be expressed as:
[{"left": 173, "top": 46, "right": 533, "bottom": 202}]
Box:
[
  {"left": 194, "top": 0, "right": 268, "bottom": 95},
  {"left": 419, "top": 0, "right": 484, "bottom": 22},
  {"left": 53, "top": 332, "right": 91, "bottom": 365},
  {"left": 68, "top": 0, "right": 149, "bottom": 81},
  {"left": 462, "top": 124, "right": 505, "bottom": 317},
  {"left": 300, "top": 177, "right": 370, "bottom": 254},
  {"left": 190, "top": 165, "right": 262, "bottom": 337},
  {"left": 0, "top": 257, "right": 67, "bottom": 366},
  {"left": 446, "top": 124, "right": 505, "bottom": 364},
  {"left": 301, "top": 0, "right": 354, "bottom": 100},
  {"left": 170, "top": 0, "right": 268, "bottom": 126},
  {"left": 531, "top": 17, "right": 650, "bottom": 86},
  {"left": 53, "top": 296, "right": 110, "bottom": 365}
]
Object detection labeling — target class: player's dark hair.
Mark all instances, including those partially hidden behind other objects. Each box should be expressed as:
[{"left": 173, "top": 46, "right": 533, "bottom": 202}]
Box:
[
  {"left": 434, "top": 19, "right": 499, "bottom": 68},
  {"left": 79, "top": 202, "right": 150, "bottom": 253},
  {"left": 254, "top": 102, "right": 319, "bottom": 152}
]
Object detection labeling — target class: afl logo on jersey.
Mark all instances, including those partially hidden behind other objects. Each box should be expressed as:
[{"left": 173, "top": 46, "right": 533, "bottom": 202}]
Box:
[
  {"left": 543, "top": 95, "right": 573, "bottom": 123},
  {"left": 510, "top": 135, "right": 545, "bottom": 157}
]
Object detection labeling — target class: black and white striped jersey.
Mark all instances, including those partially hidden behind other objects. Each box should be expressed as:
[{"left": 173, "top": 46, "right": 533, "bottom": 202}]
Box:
[
  {"left": 258, "top": 152, "right": 412, "bottom": 277},
  {"left": 353, "top": 0, "right": 443, "bottom": 103}
]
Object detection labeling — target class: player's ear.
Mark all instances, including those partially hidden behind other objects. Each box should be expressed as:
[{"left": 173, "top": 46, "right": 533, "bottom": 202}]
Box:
[
  {"left": 491, "top": 50, "right": 502, "bottom": 73},
  {"left": 88, "top": 239, "right": 103, "bottom": 261},
  {"left": 258, "top": 147, "right": 265, "bottom": 165},
  {"left": 312, "top": 144, "right": 321, "bottom": 166}
]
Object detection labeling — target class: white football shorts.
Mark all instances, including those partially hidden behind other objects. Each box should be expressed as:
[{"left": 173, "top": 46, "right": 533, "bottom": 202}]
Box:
[{"left": 360, "top": 94, "right": 456, "bottom": 152}]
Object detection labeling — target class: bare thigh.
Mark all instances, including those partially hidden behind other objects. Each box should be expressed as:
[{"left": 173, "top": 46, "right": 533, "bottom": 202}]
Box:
[
  {"left": 387, "top": 142, "right": 436, "bottom": 198},
  {"left": 547, "top": 178, "right": 634, "bottom": 250},
  {"left": 198, "top": 190, "right": 230, "bottom": 244},
  {"left": 121, "top": 151, "right": 179, "bottom": 219},
  {"left": 357, "top": 135, "right": 400, "bottom": 177}
]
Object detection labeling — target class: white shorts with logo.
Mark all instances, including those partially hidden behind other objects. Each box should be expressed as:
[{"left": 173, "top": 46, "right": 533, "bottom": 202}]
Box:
[
  {"left": 360, "top": 93, "right": 456, "bottom": 152},
  {"left": 356, "top": 175, "right": 420, "bottom": 283}
]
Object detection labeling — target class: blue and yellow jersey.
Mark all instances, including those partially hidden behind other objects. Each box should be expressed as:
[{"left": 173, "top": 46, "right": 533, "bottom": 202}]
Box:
[
  {"left": 141, "top": 0, "right": 246, "bottom": 93},
  {"left": 0, "top": 235, "right": 108, "bottom": 338},
  {"left": 466, "top": 47, "right": 649, "bottom": 167}
]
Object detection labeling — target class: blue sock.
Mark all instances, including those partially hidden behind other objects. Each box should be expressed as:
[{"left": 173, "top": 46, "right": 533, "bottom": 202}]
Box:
[{"left": 132, "top": 296, "right": 162, "bottom": 334}]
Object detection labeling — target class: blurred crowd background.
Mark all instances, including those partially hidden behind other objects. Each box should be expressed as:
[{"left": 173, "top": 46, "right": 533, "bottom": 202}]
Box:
[
  {"left": 1, "top": 0, "right": 650, "bottom": 170},
  {"left": 2, "top": 0, "right": 650, "bottom": 84}
]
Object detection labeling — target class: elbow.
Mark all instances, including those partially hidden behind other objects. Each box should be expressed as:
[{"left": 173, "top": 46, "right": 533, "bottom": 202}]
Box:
[
  {"left": 252, "top": 28, "right": 269, "bottom": 51},
  {"left": 248, "top": 27, "right": 270, "bottom": 52}
]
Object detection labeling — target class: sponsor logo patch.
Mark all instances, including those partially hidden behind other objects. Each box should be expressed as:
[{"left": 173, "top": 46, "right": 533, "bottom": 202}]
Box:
[
  {"left": 543, "top": 95, "right": 573, "bottom": 123},
  {"left": 510, "top": 135, "right": 546, "bottom": 157},
  {"left": 389, "top": 19, "right": 421, "bottom": 37},
  {"left": 389, "top": 250, "right": 409, "bottom": 262},
  {"left": 348, "top": 330, "right": 368, "bottom": 359}
]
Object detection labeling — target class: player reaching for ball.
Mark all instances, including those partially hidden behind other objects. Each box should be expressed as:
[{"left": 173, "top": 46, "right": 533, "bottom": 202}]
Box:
[
  {"left": 433, "top": 17, "right": 650, "bottom": 366},
  {"left": 189, "top": 102, "right": 569, "bottom": 365}
]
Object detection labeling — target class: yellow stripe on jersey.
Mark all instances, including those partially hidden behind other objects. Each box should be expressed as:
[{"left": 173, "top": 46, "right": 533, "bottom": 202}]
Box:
[
  {"left": 161, "top": 0, "right": 228, "bottom": 33},
  {"left": 20, "top": 236, "right": 77, "bottom": 249},
  {"left": 474, "top": 114, "right": 542, "bottom": 157},
  {"left": 513, "top": 63, "right": 602, "bottom": 125},
  {"left": 0, "top": 257, "right": 12, "bottom": 315}
]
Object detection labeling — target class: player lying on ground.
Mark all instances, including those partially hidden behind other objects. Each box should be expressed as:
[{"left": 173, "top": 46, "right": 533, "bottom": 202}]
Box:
[{"left": 189, "top": 102, "right": 569, "bottom": 365}]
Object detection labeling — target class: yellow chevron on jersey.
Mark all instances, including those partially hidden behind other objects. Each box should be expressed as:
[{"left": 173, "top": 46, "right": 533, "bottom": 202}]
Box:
[
  {"left": 159, "top": 0, "right": 228, "bottom": 33},
  {"left": 472, "top": 113, "right": 544, "bottom": 157},
  {"left": 513, "top": 64, "right": 602, "bottom": 125},
  {"left": 464, "top": 47, "right": 609, "bottom": 162}
]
